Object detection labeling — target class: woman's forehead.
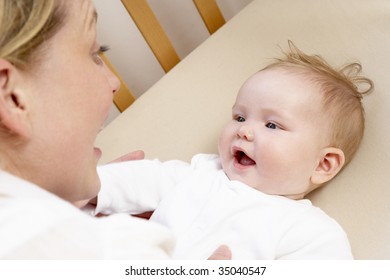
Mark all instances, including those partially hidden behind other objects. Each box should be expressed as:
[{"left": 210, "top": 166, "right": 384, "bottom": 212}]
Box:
[{"left": 61, "top": 0, "right": 96, "bottom": 29}]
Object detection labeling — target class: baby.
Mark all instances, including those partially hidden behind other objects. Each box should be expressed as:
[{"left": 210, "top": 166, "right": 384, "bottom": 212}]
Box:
[{"left": 95, "top": 42, "right": 373, "bottom": 259}]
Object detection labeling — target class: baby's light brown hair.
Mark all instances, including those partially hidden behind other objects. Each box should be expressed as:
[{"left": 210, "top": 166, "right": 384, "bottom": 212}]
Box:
[{"left": 263, "top": 41, "right": 373, "bottom": 167}]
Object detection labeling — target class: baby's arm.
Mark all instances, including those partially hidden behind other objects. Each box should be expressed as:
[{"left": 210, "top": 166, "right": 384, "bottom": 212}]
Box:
[
  {"left": 276, "top": 210, "right": 353, "bottom": 259},
  {"left": 95, "top": 158, "right": 191, "bottom": 215}
]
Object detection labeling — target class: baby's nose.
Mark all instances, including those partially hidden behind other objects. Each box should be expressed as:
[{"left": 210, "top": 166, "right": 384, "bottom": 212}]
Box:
[{"left": 237, "top": 125, "right": 254, "bottom": 141}]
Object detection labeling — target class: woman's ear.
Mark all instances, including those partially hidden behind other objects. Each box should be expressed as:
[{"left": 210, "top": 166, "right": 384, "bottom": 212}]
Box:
[
  {"left": 0, "top": 59, "right": 32, "bottom": 138},
  {"left": 311, "top": 147, "right": 345, "bottom": 186}
]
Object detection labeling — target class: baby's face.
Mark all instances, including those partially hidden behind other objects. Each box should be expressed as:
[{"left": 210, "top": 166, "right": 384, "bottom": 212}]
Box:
[{"left": 218, "top": 68, "right": 331, "bottom": 199}]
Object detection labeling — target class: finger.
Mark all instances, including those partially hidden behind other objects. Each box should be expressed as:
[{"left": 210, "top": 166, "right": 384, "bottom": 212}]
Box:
[
  {"left": 73, "top": 199, "right": 90, "bottom": 208},
  {"left": 207, "top": 245, "right": 232, "bottom": 260}
]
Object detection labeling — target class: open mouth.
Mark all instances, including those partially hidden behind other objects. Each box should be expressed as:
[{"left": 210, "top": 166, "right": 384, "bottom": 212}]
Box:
[{"left": 234, "top": 149, "right": 256, "bottom": 166}]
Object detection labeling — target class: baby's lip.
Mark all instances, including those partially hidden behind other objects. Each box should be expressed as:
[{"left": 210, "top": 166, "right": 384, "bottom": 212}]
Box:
[{"left": 232, "top": 147, "right": 256, "bottom": 166}]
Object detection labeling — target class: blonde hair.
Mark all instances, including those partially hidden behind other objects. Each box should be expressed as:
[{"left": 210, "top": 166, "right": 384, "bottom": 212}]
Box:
[
  {"left": 0, "top": 0, "right": 65, "bottom": 68},
  {"left": 264, "top": 41, "right": 373, "bottom": 167}
]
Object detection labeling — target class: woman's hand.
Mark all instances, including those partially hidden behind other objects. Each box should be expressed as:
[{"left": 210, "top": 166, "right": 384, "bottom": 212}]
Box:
[
  {"left": 208, "top": 245, "right": 232, "bottom": 260},
  {"left": 109, "top": 150, "right": 145, "bottom": 163}
]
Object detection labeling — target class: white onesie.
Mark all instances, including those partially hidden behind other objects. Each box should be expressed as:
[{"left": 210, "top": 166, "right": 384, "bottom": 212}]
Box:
[{"left": 97, "top": 154, "right": 353, "bottom": 259}]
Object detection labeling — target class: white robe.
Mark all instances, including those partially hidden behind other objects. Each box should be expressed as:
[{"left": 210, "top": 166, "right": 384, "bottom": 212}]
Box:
[{"left": 0, "top": 170, "right": 174, "bottom": 259}]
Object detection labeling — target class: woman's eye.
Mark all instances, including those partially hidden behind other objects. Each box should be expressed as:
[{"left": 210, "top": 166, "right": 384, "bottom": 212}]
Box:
[
  {"left": 99, "top": 45, "right": 110, "bottom": 53},
  {"left": 265, "top": 122, "right": 277, "bottom": 129},
  {"left": 93, "top": 45, "right": 110, "bottom": 65},
  {"left": 93, "top": 54, "right": 104, "bottom": 65}
]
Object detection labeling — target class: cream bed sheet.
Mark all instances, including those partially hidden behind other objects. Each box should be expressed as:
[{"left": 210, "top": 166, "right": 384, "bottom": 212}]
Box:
[{"left": 96, "top": 0, "right": 390, "bottom": 259}]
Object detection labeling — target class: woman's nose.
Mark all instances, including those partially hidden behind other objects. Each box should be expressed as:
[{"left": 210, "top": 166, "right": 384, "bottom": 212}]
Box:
[
  {"left": 105, "top": 66, "right": 121, "bottom": 95},
  {"left": 237, "top": 125, "right": 254, "bottom": 141}
]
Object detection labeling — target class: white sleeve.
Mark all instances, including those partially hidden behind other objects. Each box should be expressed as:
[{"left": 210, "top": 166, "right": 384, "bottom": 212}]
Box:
[
  {"left": 276, "top": 208, "right": 353, "bottom": 260},
  {"left": 95, "top": 159, "right": 191, "bottom": 215}
]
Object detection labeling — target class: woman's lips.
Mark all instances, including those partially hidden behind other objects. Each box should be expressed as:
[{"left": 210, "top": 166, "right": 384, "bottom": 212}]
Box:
[{"left": 93, "top": 147, "right": 102, "bottom": 160}]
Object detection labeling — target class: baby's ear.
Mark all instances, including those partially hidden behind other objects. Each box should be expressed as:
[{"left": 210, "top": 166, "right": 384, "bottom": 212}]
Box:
[
  {"left": 311, "top": 147, "right": 345, "bottom": 186},
  {"left": 0, "top": 59, "right": 32, "bottom": 138}
]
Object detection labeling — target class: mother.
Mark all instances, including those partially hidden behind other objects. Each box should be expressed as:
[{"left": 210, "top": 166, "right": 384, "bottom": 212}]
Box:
[{"left": 0, "top": 0, "right": 229, "bottom": 259}]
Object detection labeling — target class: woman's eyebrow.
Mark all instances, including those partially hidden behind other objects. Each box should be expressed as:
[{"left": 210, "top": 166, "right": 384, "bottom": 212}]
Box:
[
  {"left": 87, "top": 9, "right": 98, "bottom": 31},
  {"left": 83, "top": 0, "right": 98, "bottom": 32}
]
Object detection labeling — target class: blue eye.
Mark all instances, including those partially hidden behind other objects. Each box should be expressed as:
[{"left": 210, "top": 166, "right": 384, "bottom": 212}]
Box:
[
  {"left": 235, "top": 116, "right": 245, "bottom": 122},
  {"left": 265, "top": 122, "right": 277, "bottom": 129}
]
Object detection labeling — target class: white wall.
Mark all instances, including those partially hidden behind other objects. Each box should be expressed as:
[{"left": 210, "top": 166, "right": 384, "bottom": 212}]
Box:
[{"left": 92, "top": 0, "right": 253, "bottom": 124}]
